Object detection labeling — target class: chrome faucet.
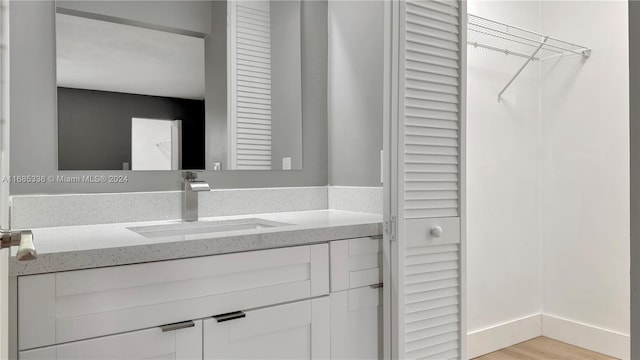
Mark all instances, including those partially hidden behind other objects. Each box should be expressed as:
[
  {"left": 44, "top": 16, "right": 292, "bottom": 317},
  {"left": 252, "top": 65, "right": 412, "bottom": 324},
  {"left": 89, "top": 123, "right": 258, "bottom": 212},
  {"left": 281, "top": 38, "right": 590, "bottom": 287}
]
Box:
[{"left": 183, "top": 171, "right": 210, "bottom": 222}]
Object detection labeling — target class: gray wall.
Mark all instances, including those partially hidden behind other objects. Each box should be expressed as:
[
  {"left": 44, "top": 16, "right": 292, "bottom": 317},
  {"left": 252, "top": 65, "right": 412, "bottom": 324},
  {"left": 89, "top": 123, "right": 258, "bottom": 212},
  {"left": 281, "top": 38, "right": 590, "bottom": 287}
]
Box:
[
  {"left": 271, "top": 1, "right": 303, "bottom": 170},
  {"left": 9, "top": 0, "right": 327, "bottom": 194},
  {"left": 630, "top": 1, "right": 639, "bottom": 357},
  {"left": 327, "top": 0, "right": 384, "bottom": 186}
]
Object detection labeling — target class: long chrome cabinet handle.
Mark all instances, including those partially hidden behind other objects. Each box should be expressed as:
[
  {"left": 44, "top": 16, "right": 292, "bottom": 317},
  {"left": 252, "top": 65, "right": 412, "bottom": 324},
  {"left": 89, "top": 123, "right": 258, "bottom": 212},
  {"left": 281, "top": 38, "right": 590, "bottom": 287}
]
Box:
[
  {"left": 213, "top": 311, "right": 246, "bottom": 323},
  {"left": 160, "top": 320, "right": 195, "bottom": 332},
  {"left": 370, "top": 283, "right": 383, "bottom": 289}
]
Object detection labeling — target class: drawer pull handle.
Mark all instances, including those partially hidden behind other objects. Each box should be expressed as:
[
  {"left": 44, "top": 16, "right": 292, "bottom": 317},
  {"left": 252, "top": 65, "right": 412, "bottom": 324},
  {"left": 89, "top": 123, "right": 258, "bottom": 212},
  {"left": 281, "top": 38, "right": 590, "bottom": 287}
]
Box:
[
  {"left": 370, "top": 283, "right": 383, "bottom": 289},
  {"left": 160, "top": 320, "right": 195, "bottom": 332},
  {"left": 214, "top": 311, "right": 246, "bottom": 323},
  {"left": 370, "top": 235, "right": 383, "bottom": 240}
]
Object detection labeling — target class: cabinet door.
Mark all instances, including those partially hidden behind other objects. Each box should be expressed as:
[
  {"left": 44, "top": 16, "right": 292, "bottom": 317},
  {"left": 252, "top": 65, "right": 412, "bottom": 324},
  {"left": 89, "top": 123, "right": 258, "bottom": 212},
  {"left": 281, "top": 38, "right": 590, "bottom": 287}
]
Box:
[
  {"left": 330, "top": 237, "right": 382, "bottom": 292},
  {"left": 331, "top": 287, "right": 383, "bottom": 360},
  {"left": 204, "top": 298, "right": 330, "bottom": 359},
  {"left": 20, "top": 320, "right": 202, "bottom": 360}
]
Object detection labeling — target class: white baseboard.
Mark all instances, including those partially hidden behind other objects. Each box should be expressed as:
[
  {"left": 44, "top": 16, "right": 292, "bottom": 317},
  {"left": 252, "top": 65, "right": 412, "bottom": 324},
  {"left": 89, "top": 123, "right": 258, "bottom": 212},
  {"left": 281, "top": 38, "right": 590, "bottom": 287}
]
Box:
[
  {"left": 542, "top": 314, "right": 630, "bottom": 360},
  {"left": 467, "top": 314, "right": 542, "bottom": 358}
]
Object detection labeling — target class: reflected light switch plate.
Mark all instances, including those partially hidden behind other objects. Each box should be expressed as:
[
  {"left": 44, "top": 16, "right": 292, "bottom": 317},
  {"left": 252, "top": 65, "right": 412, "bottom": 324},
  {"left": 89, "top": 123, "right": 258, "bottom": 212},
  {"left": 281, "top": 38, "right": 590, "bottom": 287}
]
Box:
[{"left": 282, "top": 157, "right": 292, "bottom": 170}]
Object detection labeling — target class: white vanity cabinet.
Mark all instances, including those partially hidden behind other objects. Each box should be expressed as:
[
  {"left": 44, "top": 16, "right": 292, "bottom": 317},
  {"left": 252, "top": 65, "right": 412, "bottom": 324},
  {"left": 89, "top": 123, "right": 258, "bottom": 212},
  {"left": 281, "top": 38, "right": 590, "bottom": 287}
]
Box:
[
  {"left": 17, "top": 244, "right": 329, "bottom": 356},
  {"left": 329, "top": 237, "right": 383, "bottom": 360},
  {"left": 204, "top": 298, "right": 330, "bottom": 359},
  {"left": 20, "top": 320, "right": 203, "bottom": 360},
  {"left": 15, "top": 236, "right": 384, "bottom": 360}
]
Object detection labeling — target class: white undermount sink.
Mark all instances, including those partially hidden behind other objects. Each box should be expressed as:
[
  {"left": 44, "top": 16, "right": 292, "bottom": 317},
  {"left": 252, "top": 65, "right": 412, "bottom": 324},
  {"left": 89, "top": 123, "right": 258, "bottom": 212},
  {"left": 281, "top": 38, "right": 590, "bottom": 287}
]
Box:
[{"left": 127, "top": 218, "right": 292, "bottom": 238}]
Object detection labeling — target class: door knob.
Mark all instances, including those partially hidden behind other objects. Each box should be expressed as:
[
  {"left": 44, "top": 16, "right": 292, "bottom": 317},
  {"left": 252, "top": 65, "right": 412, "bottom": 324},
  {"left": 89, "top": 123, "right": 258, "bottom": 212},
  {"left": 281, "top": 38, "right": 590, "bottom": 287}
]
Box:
[
  {"left": 1, "top": 230, "right": 37, "bottom": 261},
  {"left": 430, "top": 226, "right": 443, "bottom": 239}
]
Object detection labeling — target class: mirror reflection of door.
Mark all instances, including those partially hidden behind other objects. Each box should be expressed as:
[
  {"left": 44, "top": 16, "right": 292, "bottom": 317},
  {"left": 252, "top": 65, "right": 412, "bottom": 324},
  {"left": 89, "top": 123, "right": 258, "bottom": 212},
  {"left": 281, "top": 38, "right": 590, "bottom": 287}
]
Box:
[{"left": 131, "top": 118, "right": 182, "bottom": 171}]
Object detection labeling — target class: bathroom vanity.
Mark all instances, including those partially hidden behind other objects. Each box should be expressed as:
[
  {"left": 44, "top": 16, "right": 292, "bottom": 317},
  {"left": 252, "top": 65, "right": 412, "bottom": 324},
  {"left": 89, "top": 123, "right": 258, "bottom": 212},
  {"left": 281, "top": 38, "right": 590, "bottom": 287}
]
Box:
[{"left": 10, "top": 210, "right": 383, "bottom": 360}]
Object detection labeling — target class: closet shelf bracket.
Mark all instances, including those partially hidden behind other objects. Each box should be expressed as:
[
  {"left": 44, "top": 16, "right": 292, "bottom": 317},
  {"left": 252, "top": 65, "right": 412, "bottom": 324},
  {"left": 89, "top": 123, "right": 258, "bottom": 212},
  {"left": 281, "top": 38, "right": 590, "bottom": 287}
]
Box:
[
  {"left": 497, "top": 37, "right": 548, "bottom": 103},
  {"left": 467, "top": 13, "right": 591, "bottom": 103}
]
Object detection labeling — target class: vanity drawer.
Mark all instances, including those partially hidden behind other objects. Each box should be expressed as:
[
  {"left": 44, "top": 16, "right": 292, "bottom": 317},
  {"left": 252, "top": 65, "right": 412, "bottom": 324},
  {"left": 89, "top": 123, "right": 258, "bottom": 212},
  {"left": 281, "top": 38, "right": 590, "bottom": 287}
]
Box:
[
  {"left": 330, "top": 237, "right": 382, "bottom": 292},
  {"left": 20, "top": 320, "right": 203, "bottom": 360},
  {"left": 18, "top": 244, "right": 329, "bottom": 350}
]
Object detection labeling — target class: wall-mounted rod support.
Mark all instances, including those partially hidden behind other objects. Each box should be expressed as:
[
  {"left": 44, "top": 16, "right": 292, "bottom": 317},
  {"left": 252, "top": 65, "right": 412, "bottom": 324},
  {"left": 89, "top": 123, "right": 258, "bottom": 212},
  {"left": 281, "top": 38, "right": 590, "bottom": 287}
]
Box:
[{"left": 497, "top": 37, "right": 548, "bottom": 103}]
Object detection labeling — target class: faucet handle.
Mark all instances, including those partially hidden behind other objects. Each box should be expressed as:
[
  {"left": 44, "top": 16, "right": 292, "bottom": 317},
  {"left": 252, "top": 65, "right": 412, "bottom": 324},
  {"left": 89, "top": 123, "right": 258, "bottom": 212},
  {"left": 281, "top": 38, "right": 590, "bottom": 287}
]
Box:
[
  {"left": 183, "top": 171, "right": 198, "bottom": 181},
  {"left": 186, "top": 182, "right": 210, "bottom": 192}
]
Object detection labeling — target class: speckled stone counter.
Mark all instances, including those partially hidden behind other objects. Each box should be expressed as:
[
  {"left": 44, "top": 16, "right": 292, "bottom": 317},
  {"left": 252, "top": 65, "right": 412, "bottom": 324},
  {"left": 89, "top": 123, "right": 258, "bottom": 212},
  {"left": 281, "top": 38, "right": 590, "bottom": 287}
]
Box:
[{"left": 10, "top": 210, "right": 383, "bottom": 276}]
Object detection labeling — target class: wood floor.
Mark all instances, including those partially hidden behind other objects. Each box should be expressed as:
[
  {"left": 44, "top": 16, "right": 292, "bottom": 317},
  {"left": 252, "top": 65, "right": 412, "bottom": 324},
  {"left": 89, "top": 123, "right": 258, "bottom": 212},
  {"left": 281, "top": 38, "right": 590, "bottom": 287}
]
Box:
[{"left": 474, "top": 337, "right": 618, "bottom": 360}]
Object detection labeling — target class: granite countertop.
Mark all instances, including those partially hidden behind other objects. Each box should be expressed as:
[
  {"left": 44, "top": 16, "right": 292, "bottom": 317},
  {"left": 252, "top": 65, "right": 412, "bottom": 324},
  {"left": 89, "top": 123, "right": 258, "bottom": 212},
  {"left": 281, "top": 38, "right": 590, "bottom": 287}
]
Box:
[{"left": 10, "top": 209, "right": 383, "bottom": 276}]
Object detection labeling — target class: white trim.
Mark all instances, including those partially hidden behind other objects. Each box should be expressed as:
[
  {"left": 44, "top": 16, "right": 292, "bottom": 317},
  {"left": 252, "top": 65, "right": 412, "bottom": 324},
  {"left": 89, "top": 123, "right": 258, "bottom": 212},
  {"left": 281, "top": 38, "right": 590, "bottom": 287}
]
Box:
[
  {"left": 0, "top": 0, "right": 10, "bottom": 358},
  {"left": 381, "top": 0, "right": 394, "bottom": 359},
  {"left": 459, "top": 1, "right": 468, "bottom": 358},
  {"left": 467, "top": 315, "right": 542, "bottom": 359},
  {"left": 542, "top": 314, "right": 630, "bottom": 360}
]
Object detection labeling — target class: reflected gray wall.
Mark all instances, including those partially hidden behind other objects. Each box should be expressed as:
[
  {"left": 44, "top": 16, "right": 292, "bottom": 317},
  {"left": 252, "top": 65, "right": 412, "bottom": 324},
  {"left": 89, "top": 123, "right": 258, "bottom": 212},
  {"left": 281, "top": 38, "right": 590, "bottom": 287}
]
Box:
[
  {"left": 204, "top": 0, "right": 228, "bottom": 170},
  {"left": 328, "top": 0, "right": 383, "bottom": 186},
  {"left": 271, "top": 1, "right": 302, "bottom": 170},
  {"left": 9, "top": 0, "right": 327, "bottom": 194}
]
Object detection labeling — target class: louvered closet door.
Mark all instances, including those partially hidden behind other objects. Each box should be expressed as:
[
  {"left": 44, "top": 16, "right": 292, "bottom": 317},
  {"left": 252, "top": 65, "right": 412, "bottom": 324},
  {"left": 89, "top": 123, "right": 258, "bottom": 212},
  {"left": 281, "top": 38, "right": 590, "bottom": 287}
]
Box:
[
  {"left": 389, "top": 0, "right": 465, "bottom": 359},
  {"left": 228, "top": 0, "right": 272, "bottom": 170}
]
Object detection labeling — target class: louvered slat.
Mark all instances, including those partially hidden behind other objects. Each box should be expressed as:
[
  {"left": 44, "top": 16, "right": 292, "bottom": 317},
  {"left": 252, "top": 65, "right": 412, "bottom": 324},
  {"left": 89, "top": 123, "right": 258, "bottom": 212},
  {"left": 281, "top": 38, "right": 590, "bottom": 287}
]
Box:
[
  {"left": 396, "top": 0, "right": 463, "bottom": 359},
  {"left": 404, "top": 243, "right": 461, "bottom": 358},
  {"left": 230, "top": 1, "right": 272, "bottom": 170},
  {"left": 403, "top": 0, "right": 460, "bottom": 220}
]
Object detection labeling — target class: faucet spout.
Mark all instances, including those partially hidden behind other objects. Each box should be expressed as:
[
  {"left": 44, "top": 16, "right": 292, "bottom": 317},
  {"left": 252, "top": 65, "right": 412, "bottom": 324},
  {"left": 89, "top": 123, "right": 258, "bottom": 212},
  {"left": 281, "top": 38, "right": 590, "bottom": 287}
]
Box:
[{"left": 182, "top": 172, "right": 210, "bottom": 222}]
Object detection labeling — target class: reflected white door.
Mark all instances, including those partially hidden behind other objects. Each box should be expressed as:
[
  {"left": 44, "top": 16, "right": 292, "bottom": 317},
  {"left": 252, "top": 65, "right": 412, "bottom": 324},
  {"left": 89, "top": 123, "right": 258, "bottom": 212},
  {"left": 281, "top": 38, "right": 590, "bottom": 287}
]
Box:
[
  {"left": 227, "top": 0, "right": 273, "bottom": 170},
  {"left": 385, "top": 0, "right": 466, "bottom": 359},
  {"left": 131, "top": 118, "right": 181, "bottom": 170}
]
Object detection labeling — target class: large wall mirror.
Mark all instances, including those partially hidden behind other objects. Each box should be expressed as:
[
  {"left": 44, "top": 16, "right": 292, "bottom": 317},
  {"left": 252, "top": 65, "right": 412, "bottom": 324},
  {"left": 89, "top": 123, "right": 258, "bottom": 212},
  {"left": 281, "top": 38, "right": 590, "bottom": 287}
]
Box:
[{"left": 55, "top": 0, "right": 303, "bottom": 171}]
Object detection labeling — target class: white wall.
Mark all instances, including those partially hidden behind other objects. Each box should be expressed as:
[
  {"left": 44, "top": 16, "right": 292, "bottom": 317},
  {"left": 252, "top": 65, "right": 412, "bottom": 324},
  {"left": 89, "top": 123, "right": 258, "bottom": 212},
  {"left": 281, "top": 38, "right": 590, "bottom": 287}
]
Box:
[
  {"left": 468, "top": 1, "right": 630, "bottom": 358},
  {"left": 466, "top": 0, "right": 543, "bottom": 354},
  {"left": 540, "top": 1, "right": 630, "bottom": 358}
]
